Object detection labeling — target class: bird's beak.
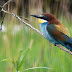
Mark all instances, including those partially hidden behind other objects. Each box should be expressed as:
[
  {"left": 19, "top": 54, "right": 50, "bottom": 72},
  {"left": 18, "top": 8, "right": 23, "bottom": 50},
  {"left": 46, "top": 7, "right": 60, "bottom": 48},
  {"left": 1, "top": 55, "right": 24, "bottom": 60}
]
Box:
[
  {"left": 30, "top": 15, "right": 48, "bottom": 23},
  {"left": 30, "top": 15, "right": 43, "bottom": 19}
]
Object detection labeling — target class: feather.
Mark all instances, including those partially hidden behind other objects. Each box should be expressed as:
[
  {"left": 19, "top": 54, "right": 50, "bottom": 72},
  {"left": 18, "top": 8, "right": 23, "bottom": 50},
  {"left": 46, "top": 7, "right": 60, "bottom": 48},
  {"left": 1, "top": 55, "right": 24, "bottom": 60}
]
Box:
[
  {"left": 46, "top": 24, "right": 72, "bottom": 51},
  {"left": 54, "top": 24, "right": 70, "bottom": 37}
]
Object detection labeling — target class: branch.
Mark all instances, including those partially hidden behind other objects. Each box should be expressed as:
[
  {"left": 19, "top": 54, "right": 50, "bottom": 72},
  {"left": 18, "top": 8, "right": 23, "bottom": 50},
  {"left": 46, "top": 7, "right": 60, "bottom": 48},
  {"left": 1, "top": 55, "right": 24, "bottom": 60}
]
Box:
[
  {"left": 2, "top": 0, "right": 11, "bottom": 8},
  {"left": 56, "top": 44, "right": 72, "bottom": 55},
  {"left": 1, "top": 0, "right": 72, "bottom": 55}
]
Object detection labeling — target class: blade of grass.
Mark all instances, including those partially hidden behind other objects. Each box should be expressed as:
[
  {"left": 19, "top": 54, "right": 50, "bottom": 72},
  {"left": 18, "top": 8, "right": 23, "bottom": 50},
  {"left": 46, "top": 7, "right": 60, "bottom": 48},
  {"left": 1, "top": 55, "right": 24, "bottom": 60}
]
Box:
[
  {"left": 22, "top": 67, "right": 52, "bottom": 72},
  {"left": 17, "top": 48, "right": 30, "bottom": 70},
  {"left": 1, "top": 59, "right": 13, "bottom": 63}
]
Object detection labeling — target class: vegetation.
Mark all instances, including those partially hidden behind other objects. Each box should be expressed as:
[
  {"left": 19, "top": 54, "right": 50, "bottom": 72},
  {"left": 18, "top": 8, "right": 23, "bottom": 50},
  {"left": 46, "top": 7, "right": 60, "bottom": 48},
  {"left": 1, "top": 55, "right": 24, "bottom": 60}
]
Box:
[
  {"left": 0, "top": 18, "right": 72, "bottom": 72},
  {"left": 0, "top": 0, "right": 72, "bottom": 72}
]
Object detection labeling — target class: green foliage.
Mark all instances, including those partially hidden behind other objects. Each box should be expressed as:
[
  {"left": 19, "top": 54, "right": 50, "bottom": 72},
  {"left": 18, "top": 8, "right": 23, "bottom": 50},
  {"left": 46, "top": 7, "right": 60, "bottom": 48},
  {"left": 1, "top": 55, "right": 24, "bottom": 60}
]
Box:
[
  {"left": 0, "top": 18, "right": 72, "bottom": 72},
  {"left": 1, "top": 47, "right": 30, "bottom": 71}
]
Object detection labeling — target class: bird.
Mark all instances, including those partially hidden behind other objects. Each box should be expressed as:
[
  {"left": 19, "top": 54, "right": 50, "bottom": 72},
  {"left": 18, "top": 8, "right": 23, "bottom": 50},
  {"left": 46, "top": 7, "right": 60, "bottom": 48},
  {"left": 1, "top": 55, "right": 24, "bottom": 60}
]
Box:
[{"left": 30, "top": 13, "right": 72, "bottom": 51}]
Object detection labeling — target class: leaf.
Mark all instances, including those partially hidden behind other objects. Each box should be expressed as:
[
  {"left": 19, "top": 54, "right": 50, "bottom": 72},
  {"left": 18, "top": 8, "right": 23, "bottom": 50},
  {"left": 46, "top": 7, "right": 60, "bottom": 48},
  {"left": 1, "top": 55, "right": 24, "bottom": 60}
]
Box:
[
  {"left": 22, "top": 67, "right": 52, "bottom": 72},
  {"left": 17, "top": 49, "right": 23, "bottom": 64},
  {"left": 17, "top": 48, "right": 30, "bottom": 70},
  {"left": 1, "top": 59, "right": 13, "bottom": 63}
]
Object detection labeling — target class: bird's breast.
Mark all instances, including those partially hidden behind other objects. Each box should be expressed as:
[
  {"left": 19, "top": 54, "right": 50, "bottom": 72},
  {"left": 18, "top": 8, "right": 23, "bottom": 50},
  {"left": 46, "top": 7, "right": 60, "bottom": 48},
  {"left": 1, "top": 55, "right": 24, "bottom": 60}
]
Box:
[{"left": 40, "top": 22, "right": 58, "bottom": 44}]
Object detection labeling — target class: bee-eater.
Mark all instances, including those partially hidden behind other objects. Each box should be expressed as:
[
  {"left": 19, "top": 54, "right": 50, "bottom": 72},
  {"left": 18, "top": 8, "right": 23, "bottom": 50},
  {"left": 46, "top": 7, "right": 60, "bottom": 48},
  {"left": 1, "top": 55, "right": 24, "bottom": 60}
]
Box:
[{"left": 31, "top": 13, "right": 72, "bottom": 51}]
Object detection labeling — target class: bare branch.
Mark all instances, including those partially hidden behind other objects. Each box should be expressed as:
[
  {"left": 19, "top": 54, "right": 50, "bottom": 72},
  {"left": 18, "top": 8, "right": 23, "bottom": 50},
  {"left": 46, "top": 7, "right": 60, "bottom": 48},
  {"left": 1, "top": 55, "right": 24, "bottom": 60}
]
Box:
[
  {"left": 56, "top": 44, "right": 72, "bottom": 55},
  {"left": 0, "top": 0, "right": 11, "bottom": 12},
  {"left": 2, "top": 0, "right": 12, "bottom": 8},
  {"left": 2, "top": 9, "right": 11, "bottom": 14},
  {"left": 19, "top": 16, "right": 29, "bottom": 21},
  {"left": 1, "top": 0, "right": 72, "bottom": 55}
]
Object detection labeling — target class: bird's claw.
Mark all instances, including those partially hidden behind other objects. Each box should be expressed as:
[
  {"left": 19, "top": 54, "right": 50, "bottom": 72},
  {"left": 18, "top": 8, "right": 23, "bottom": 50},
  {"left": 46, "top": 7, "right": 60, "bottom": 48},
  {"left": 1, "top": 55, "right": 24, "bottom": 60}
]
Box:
[{"left": 54, "top": 43, "right": 56, "bottom": 46}]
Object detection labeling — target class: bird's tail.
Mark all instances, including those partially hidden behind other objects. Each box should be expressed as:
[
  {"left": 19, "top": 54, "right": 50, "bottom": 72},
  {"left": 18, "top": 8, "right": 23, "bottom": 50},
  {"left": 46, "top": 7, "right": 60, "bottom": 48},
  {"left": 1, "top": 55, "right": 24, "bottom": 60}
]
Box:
[{"left": 59, "top": 37, "right": 72, "bottom": 51}]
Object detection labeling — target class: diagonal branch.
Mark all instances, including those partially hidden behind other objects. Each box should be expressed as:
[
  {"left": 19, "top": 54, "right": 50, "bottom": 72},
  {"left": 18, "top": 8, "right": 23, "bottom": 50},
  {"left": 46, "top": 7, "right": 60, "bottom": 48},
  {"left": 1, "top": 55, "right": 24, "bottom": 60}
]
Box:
[
  {"left": 1, "top": 0, "right": 72, "bottom": 55},
  {"left": 2, "top": 0, "right": 12, "bottom": 8}
]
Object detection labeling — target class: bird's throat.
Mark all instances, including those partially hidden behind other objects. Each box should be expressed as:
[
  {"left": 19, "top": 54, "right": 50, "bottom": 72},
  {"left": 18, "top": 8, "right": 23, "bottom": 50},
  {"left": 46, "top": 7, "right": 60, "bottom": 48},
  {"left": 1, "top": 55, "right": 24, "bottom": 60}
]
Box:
[{"left": 38, "top": 19, "right": 48, "bottom": 23}]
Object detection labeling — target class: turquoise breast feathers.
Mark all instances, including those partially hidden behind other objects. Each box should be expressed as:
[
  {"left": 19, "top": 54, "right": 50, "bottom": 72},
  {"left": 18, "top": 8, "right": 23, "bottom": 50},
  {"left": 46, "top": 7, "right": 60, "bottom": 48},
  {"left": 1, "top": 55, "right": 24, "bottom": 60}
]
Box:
[{"left": 40, "top": 22, "right": 59, "bottom": 44}]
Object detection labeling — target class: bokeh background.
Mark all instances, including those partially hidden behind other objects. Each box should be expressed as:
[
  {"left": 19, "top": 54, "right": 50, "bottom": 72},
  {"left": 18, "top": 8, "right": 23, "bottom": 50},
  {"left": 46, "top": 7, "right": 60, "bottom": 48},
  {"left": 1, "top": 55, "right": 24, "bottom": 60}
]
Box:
[{"left": 0, "top": 0, "right": 72, "bottom": 72}]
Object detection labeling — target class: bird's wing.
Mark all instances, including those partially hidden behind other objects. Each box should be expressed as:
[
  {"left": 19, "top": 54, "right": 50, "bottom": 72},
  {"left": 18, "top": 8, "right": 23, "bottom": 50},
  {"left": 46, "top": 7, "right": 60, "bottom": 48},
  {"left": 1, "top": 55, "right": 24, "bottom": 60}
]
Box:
[
  {"left": 46, "top": 24, "right": 70, "bottom": 42},
  {"left": 54, "top": 24, "right": 70, "bottom": 37},
  {"left": 46, "top": 24, "right": 72, "bottom": 51}
]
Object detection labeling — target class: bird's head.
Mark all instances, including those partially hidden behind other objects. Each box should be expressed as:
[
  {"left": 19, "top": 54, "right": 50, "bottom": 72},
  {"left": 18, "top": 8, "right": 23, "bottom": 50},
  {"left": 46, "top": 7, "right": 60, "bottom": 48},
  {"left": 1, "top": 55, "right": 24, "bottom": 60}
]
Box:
[{"left": 30, "top": 13, "right": 58, "bottom": 24}]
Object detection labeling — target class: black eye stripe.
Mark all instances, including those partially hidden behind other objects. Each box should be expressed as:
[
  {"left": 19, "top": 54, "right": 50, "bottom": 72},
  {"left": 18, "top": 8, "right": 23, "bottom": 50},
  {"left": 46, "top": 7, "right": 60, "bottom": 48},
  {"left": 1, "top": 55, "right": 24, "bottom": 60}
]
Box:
[
  {"left": 43, "top": 16, "right": 48, "bottom": 21},
  {"left": 41, "top": 15, "right": 48, "bottom": 21}
]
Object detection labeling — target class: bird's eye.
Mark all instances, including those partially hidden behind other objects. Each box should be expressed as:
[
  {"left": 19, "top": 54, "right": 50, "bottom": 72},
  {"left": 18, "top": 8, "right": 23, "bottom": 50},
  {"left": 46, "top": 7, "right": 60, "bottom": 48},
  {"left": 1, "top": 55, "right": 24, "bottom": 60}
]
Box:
[{"left": 42, "top": 15, "right": 48, "bottom": 21}]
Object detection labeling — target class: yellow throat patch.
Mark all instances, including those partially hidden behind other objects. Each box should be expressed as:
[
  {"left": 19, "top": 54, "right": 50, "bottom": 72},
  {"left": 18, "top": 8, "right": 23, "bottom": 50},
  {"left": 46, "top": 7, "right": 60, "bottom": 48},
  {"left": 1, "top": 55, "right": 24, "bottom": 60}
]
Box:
[{"left": 38, "top": 19, "right": 47, "bottom": 23}]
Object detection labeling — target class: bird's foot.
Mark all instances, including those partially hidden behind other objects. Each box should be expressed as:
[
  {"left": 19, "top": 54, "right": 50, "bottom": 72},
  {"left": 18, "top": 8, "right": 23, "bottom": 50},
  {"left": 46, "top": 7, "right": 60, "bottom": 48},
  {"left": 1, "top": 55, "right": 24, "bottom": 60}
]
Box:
[{"left": 54, "top": 43, "right": 57, "bottom": 46}]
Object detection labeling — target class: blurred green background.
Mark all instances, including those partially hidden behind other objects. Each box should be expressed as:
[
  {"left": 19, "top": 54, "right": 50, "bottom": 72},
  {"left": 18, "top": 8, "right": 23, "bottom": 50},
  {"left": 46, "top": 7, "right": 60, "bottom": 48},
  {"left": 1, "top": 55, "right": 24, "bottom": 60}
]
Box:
[{"left": 0, "top": 0, "right": 72, "bottom": 72}]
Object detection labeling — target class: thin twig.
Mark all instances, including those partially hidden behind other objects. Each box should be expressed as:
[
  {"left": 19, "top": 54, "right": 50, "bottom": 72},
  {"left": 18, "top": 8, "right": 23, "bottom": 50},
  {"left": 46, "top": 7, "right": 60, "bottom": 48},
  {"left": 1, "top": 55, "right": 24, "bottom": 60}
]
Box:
[
  {"left": 12, "top": 13, "right": 43, "bottom": 36},
  {"left": 2, "top": 9, "right": 11, "bottom": 14},
  {"left": 2, "top": 0, "right": 12, "bottom": 8},
  {"left": 56, "top": 44, "right": 72, "bottom": 55},
  {"left": 19, "top": 16, "right": 28, "bottom": 21},
  {"left": 0, "top": 0, "right": 72, "bottom": 55}
]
